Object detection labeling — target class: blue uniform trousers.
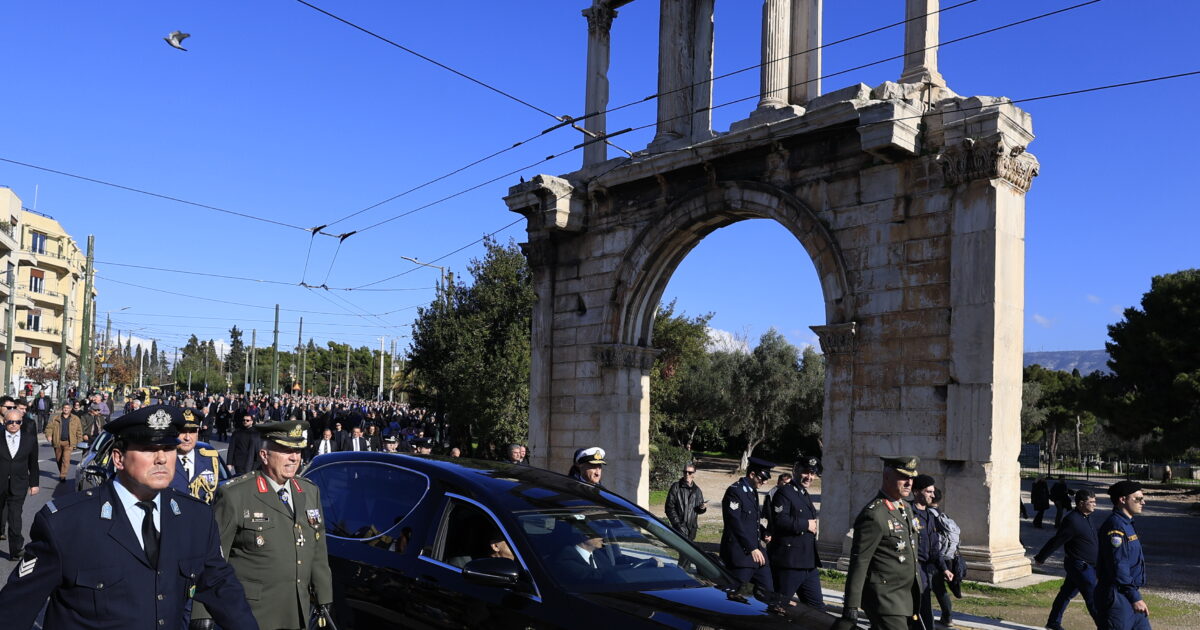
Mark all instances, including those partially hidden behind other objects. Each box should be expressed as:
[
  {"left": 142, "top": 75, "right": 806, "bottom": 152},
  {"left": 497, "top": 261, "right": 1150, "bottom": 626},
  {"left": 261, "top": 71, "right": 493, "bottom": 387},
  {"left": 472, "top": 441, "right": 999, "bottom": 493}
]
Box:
[
  {"left": 773, "top": 567, "right": 822, "bottom": 608},
  {"left": 1097, "top": 586, "right": 1152, "bottom": 630},
  {"left": 729, "top": 563, "right": 774, "bottom": 594},
  {"left": 1047, "top": 559, "right": 1099, "bottom": 628}
]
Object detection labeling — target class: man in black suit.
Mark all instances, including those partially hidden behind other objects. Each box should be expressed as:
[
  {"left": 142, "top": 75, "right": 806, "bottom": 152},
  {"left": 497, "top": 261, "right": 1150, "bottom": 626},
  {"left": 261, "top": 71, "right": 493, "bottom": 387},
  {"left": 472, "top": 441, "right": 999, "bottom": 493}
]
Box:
[
  {"left": 1, "top": 408, "right": 40, "bottom": 560},
  {"left": 346, "top": 426, "right": 371, "bottom": 452}
]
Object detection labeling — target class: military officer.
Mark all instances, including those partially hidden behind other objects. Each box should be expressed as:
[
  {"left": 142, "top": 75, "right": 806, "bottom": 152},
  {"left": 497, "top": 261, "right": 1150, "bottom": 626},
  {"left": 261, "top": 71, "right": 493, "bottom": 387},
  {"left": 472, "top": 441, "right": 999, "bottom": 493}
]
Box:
[
  {"left": 0, "top": 405, "right": 258, "bottom": 630},
  {"left": 171, "top": 408, "right": 222, "bottom": 504},
  {"left": 1096, "top": 480, "right": 1151, "bottom": 630},
  {"left": 835, "top": 456, "right": 922, "bottom": 630},
  {"left": 720, "top": 456, "right": 775, "bottom": 593},
  {"left": 194, "top": 420, "right": 332, "bottom": 630},
  {"left": 768, "top": 456, "right": 823, "bottom": 608}
]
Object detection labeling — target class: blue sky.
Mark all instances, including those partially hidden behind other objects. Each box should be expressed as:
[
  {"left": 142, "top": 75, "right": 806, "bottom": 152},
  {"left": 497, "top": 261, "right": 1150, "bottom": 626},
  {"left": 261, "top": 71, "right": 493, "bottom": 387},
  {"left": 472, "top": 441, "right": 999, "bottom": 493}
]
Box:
[{"left": 0, "top": 0, "right": 1196, "bottom": 358}]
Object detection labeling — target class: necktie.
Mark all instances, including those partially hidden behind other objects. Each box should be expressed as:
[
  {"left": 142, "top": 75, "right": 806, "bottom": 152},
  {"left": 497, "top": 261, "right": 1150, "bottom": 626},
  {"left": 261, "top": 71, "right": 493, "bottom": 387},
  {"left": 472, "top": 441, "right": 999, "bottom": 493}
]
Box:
[
  {"left": 589, "top": 554, "right": 597, "bottom": 569},
  {"left": 278, "top": 488, "right": 294, "bottom": 518},
  {"left": 137, "top": 501, "right": 160, "bottom": 567},
  {"left": 180, "top": 454, "right": 192, "bottom": 479}
]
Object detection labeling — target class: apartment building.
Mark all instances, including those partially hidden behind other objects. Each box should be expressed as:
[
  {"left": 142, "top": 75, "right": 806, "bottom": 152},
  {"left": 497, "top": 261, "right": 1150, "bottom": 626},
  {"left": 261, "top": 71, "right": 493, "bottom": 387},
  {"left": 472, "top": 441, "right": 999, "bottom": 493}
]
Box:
[{"left": 0, "top": 186, "right": 95, "bottom": 396}]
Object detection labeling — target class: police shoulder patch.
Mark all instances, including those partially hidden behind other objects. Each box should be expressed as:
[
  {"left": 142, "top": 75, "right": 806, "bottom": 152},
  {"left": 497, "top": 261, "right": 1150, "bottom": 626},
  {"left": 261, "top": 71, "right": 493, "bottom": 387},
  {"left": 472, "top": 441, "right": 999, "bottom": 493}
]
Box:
[
  {"left": 1110, "top": 535, "right": 1123, "bottom": 547},
  {"left": 17, "top": 555, "right": 36, "bottom": 577}
]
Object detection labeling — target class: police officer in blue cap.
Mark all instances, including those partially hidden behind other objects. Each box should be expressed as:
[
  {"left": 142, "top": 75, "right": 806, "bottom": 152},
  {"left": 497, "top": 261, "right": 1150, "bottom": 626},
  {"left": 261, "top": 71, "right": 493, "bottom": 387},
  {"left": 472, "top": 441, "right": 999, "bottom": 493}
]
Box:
[
  {"left": 768, "top": 456, "right": 823, "bottom": 608},
  {"left": 1096, "top": 480, "right": 1151, "bottom": 630},
  {"left": 0, "top": 405, "right": 258, "bottom": 630},
  {"left": 721, "top": 456, "right": 775, "bottom": 593}
]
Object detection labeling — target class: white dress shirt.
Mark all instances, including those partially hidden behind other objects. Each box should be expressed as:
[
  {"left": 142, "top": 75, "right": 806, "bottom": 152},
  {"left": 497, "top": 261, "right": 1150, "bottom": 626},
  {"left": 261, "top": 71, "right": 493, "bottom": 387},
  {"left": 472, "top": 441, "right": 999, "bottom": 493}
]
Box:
[
  {"left": 5, "top": 431, "right": 21, "bottom": 458},
  {"left": 112, "top": 476, "right": 161, "bottom": 550}
]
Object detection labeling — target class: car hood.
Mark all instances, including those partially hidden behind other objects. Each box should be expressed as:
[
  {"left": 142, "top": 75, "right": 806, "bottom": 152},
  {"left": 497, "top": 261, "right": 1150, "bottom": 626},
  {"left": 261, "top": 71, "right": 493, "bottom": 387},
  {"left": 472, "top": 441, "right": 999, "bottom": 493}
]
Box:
[{"left": 576, "top": 585, "right": 832, "bottom": 629}]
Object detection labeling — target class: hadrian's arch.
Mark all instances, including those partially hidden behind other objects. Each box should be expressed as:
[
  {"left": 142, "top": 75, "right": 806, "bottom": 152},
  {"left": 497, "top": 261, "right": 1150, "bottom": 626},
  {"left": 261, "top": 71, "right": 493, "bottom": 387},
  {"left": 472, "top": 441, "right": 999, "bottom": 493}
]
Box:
[{"left": 504, "top": 0, "right": 1039, "bottom": 582}]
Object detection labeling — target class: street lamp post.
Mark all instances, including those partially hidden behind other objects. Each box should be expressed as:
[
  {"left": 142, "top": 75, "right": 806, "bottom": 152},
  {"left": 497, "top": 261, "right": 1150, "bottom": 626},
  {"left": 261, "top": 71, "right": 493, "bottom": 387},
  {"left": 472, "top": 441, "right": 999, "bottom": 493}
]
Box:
[{"left": 400, "top": 256, "right": 452, "bottom": 306}]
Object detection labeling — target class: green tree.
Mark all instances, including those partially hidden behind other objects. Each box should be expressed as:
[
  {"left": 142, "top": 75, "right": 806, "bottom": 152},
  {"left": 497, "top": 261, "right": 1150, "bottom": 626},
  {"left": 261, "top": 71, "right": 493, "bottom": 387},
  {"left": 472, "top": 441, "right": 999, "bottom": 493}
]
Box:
[
  {"left": 408, "top": 237, "right": 533, "bottom": 456},
  {"left": 1104, "top": 269, "right": 1200, "bottom": 453},
  {"left": 1023, "top": 365, "right": 1098, "bottom": 465},
  {"left": 225, "top": 326, "right": 247, "bottom": 386},
  {"left": 727, "top": 329, "right": 802, "bottom": 472},
  {"left": 649, "top": 302, "right": 716, "bottom": 448}
]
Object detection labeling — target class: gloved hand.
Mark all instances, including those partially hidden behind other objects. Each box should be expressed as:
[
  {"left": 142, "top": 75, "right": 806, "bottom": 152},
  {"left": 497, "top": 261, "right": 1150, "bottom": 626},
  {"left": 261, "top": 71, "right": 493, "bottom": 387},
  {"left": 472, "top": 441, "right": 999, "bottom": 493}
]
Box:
[
  {"left": 841, "top": 606, "right": 858, "bottom": 621},
  {"left": 188, "top": 620, "right": 215, "bottom": 630}
]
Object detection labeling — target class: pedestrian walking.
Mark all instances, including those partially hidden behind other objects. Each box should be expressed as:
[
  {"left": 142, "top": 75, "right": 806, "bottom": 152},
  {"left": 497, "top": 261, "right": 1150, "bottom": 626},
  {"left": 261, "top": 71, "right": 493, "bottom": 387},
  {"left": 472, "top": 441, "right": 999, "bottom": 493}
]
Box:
[
  {"left": 768, "top": 456, "right": 822, "bottom": 609},
  {"left": 0, "top": 408, "right": 39, "bottom": 561},
  {"left": 928, "top": 488, "right": 964, "bottom": 628},
  {"left": 44, "top": 403, "right": 83, "bottom": 483},
  {"left": 1035, "top": 488, "right": 1100, "bottom": 630},
  {"left": 1096, "top": 480, "right": 1151, "bottom": 630},
  {"left": 665, "top": 462, "right": 706, "bottom": 540},
  {"left": 0, "top": 406, "right": 258, "bottom": 630},
  {"left": 720, "top": 457, "right": 775, "bottom": 594},
  {"left": 1032, "top": 476, "right": 1051, "bottom": 529},
  {"left": 834, "top": 456, "right": 921, "bottom": 630},
  {"left": 1050, "top": 476, "right": 1072, "bottom": 528},
  {"left": 910, "top": 475, "right": 955, "bottom": 630}
]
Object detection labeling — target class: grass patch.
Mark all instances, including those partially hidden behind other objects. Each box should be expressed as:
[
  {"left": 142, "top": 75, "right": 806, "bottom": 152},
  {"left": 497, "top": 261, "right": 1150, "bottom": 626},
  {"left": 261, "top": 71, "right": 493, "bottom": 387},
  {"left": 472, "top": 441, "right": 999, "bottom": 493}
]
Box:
[
  {"left": 649, "top": 489, "right": 667, "bottom": 507},
  {"left": 695, "top": 450, "right": 740, "bottom": 460},
  {"left": 818, "top": 569, "right": 1199, "bottom": 629}
]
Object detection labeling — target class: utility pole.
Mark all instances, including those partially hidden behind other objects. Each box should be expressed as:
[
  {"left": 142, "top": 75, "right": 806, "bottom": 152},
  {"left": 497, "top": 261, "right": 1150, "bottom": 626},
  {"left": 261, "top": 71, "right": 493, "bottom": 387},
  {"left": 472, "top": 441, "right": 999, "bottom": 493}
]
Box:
[
  {"left": 270, "top": 304, "right": 280, "bottom": 396},
  {"left": 344, "top": 344, "right": 350, "bottom": 398},
  {"left": 58, "top": 290, "right": 71, "bottom": 403},
  {"left": 4, "top": 264, "right": 15, "bottom": 396},
  {"left": 250, "top": 329, "right": 257, "bottom": 394},
  {"left": 243, "top": 351, "right": 249, "bottom": 395},
  {"left": 79, "top": 235, "right": 94, "bottom": 394},
  {"left": 203, "top": 349, "right": 209, "bottom": 393},
  {"left": 296, "top": 317, "right": 303, "bottom": 395},
  {"left": 389, "top": 338, "right": 397, "bottom": 402},
  {"left": 377, "top": 336, "right": 386, "bottom": 401},
  {"left": 299, "top": 318, "right": 306, "bottom": 395}
]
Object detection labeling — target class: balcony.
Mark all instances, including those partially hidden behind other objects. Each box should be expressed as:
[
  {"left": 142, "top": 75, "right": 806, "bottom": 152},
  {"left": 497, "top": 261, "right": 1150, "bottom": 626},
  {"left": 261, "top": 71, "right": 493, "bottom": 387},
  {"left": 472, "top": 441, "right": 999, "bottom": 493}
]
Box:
[
  {"left": 0, "top": 222, "right": 16, "bottom": 252},
  {"left": 27, "top": 247, "right": 73, "bottom": 273},
  {"left": 15, "top": 322, "right": 64, "bottom": 346},
  {"left": 22, "top": 286, "right": 65, "bottom": 307}
]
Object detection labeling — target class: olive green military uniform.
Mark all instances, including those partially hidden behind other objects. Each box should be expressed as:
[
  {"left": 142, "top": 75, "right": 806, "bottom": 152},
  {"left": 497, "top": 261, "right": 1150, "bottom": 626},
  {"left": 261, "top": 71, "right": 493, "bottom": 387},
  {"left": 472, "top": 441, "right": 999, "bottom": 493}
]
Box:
[
  {"left": 836, "top": 456, "right": 922, "bottom": 630},
  {"left": 195, "top": 421, "right": 332, "bottom": 630}
]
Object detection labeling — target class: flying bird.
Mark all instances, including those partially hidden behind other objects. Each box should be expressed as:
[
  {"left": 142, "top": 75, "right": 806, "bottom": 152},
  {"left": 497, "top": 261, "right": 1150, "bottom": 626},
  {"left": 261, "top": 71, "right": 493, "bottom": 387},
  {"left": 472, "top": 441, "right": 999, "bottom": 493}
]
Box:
[{"left": 164, "top": 31, "right": 190, "bottom": 51}]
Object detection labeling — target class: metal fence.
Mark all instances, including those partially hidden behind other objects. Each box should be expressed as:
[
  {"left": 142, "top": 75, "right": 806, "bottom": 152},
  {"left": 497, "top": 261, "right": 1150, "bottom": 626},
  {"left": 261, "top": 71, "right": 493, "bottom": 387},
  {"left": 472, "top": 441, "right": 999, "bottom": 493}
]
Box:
[{"left": 1020, "top": 461, "right": 1200, "bottom": 486}]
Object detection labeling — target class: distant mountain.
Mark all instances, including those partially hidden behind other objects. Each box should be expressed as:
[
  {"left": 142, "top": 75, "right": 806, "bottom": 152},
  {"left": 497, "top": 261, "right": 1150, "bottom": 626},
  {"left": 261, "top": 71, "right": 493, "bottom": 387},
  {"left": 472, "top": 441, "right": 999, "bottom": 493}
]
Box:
[{"left": 1023, "top": 350, "right": 1111, "bottom": 375}]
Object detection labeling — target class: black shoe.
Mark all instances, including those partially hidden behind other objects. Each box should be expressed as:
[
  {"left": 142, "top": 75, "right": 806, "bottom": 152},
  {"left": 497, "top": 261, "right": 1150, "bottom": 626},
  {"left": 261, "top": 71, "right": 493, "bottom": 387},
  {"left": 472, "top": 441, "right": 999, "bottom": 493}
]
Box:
[{"left": 9, "top": 550, "right": 22, "bottom": 561}]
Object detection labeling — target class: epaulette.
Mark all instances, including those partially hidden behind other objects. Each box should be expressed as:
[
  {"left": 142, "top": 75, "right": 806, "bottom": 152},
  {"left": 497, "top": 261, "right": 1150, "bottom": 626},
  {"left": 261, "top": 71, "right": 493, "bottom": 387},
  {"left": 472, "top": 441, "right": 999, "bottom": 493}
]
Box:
[
  {"left": 43, "top": 488, "right": 96, "bottom": 515},
  {"left": 166, "top": 486, "right": 208, "bottom": 506},
  {"left": 224, "top": 473, "right": 253, "bottom": 486},
  {"left": 198, "top": 448, "right": 219, "bottom": 457},
  {"left": 865, "top": 498, "right": 882, "bottom": 511}
]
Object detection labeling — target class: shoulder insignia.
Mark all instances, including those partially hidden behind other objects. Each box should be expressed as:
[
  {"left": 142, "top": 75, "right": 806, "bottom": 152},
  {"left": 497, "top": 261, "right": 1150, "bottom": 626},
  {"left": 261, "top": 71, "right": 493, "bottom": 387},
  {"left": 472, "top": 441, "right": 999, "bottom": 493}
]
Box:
[
  {"left": 198, "top": 448, "right": 219, "bottom": 457},
  {"left": 1128, "top": 534, "right": 1138, "bottom": 542},
  {"left": 170, "top": 498, "right": 181, "bottom": 516},
  {"left": 100, "top": 501, "right": 113, "bottom": 520},
  {"left": 256, "top": 475, "right": 269, "bottom": 493},
  {"left": 774, "top": 504, "right": 783, "bottom": 513},
  {"left": 46, "top": 500, "right": 57, "bottom": 514},
  {"left": 729, "top": 501, "right": 740, "bottom": 511},
  {"left": 1107, "top": 530, "right": 1125, "bottom": 537},
  {"left": 884, "top": 499, "right": 895, "bottom": 511},
  {"left": 17, "top": 555, "right": 36, "bottom": 578},
  {"left": 291, "top": 478, "right": 304, "bottom": 492},
  {"left": 1110, "top": 534, "right": 1123, "bottom": 547}
]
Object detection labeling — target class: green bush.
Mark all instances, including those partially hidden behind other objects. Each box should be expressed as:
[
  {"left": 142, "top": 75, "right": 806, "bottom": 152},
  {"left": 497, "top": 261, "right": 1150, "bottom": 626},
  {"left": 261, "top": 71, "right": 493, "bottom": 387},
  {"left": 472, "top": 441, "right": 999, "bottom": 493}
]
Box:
[{"left": 650, "top": 441, "right": 693, "bottom": 491}]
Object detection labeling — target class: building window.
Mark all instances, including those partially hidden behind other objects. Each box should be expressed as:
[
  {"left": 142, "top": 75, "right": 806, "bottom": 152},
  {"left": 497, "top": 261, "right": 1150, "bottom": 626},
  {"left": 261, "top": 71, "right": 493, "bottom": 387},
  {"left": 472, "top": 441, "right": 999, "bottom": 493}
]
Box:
[
  {"left": 26, "top": 310, "right": 41, "bottom": 332},
  {"left": 30, "top": 269, "right": 44, "bottom": 293},
  {"left": 30, "top": 232, "right": 48, "bottom": 254},
  {"left": 24, "top": 356, "right": 39, "bottom": 367}
]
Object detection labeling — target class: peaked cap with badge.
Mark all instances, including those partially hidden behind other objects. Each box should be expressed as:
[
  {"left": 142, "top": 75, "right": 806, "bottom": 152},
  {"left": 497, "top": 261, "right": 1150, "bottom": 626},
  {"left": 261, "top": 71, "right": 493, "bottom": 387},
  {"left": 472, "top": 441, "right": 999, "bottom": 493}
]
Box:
[
  {"left": 0, "top": 405, "right": 257, "bottom": 630},
  {"left": 255, "top": 419, "right": 310, "bottom": 449},
  {"left": 575, "top": 446, "right": 606, "bottom": 466},
  {"left": 835, "top": 455, "right": 922, "bottom": 630}
]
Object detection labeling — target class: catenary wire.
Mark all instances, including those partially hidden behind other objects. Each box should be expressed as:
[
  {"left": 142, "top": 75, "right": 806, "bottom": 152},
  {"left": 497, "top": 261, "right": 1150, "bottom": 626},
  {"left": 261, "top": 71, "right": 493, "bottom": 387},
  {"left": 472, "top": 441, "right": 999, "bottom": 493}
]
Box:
[{"left": 92, "top": 260, "right": 432, "bottom": 292}]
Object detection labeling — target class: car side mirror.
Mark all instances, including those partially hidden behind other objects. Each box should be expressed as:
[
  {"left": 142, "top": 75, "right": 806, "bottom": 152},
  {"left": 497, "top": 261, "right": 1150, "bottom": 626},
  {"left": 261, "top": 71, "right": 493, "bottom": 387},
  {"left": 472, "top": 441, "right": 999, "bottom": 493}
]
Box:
[{"left": 462, "top": 557, "right": 520, "bottom": 588}]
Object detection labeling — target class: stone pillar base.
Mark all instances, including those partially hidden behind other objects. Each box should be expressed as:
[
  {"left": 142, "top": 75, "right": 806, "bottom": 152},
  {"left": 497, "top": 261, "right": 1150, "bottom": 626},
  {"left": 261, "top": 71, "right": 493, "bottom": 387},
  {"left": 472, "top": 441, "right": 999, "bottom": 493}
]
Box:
[
  {"left": 730, "top": 104, "right": 804, "bottom": 132},
  {"left": 960, "top": 544, "right": 1032, "bottom": 584}
]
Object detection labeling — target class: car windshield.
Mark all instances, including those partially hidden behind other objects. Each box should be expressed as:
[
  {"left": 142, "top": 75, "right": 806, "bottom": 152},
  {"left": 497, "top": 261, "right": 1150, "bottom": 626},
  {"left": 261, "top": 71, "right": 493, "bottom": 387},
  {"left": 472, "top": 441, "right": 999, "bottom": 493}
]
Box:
[{"left": 516, "top": 508, "right": 733, "bottom": 593}]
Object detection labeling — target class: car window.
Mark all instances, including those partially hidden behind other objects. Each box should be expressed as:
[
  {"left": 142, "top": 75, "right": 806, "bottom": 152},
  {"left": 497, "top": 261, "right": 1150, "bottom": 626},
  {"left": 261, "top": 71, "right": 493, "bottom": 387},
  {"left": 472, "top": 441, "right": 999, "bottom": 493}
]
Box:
[
  {"left": 305, "top": 461, "right": 429, "bottom": 541},
  {"left": 433, "top": 498, "right": 509, "bottom": 569},
  {"left": 518, "top": 509, "right": 731, "bottom": 593}
]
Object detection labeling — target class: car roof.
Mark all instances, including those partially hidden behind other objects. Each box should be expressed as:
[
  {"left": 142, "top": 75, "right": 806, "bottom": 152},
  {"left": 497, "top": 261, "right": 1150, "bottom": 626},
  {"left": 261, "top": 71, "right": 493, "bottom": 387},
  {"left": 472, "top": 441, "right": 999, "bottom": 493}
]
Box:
[{"left": 306, "top": 451, "right": 644, "bottom": 516}]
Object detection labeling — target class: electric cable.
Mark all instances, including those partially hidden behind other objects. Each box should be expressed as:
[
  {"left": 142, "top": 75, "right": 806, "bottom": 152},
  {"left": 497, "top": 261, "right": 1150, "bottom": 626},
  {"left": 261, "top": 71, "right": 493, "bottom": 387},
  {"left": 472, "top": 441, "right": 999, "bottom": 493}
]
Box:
[{"left": 93, "top": 260, "right": 432, "bottom": 292}]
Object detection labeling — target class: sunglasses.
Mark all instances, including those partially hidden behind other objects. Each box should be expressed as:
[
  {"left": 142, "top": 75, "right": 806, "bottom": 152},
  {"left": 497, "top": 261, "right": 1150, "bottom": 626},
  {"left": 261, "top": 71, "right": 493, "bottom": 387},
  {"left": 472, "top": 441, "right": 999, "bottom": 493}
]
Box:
[
  {"left": 685, "top": 471, "right": 696, "bottom": 475},
  {"left": 1131, "top": 496, "right": 1147, "bottom": 504},
  {"left": 4, "top": 420, "right": 21, "bottom": 425}
]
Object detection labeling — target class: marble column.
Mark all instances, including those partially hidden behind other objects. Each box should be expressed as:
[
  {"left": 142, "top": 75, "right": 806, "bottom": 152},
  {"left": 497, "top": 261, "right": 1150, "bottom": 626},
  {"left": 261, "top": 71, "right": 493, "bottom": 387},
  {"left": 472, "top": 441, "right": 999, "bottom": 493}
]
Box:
[
  {"left": 758, "top": 0, "right": 792, "bottom": 109},
  {"left": 582, "top": 4, "right": 617, "bottom": 167},
  {"left": 652, "top": 0, "right": 692, "bottom": 148},
  {"left": 900, "top": 0, "right": 946, "bottom": 86},
  {"left": 689, "top": 0, "right": 716, "bottom": 143},
  {"left": 789, "top": 0, "right": 822, "bottom": 105}
]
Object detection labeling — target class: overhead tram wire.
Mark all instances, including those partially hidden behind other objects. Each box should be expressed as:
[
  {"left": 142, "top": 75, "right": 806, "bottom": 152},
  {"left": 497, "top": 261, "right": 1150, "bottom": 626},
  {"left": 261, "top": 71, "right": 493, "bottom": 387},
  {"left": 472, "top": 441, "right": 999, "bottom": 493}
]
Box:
[
  {"left": 97, "top": 310, "right": 424, "bottom": 328},
  {"left": 351, "top": 67, "right": 1200, "bottom": 292},
  {"left": 311, "top": 0, "right": 985, "bottom": 234},
  {"left": 333, "top": 0, "right": 1099, "bottom": 243},
  {"left": 93, "top": 260, "right": 432, "bottom": 292},
  {"left": 96, "top": 274, "right": 414, "bottom": 317}
]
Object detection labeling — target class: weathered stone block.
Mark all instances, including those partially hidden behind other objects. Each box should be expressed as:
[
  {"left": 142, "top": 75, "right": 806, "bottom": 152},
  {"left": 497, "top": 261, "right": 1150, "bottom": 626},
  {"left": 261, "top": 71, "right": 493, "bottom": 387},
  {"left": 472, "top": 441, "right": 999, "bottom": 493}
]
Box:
[
  {"left": 903, "top": 284, "right": 950, "bottom": 310},
  {"left": 901, "top": 385, "right": 948, "bottom": 410},
  {"left": 901, "top": 336, "right": 950, "bottom": 362},
  {"left": 905, "top": 236, "right": 948, "bottom": 263},
  {"left": 903, "top": 260, "right": 950, "bottom": 287}
]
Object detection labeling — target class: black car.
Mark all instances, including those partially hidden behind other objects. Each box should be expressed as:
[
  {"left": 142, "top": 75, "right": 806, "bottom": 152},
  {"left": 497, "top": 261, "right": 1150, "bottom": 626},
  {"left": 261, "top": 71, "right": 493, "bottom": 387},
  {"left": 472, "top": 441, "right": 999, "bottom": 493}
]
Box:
[{"left": 304, "top": 452, "right": 832, "bottom": 629}]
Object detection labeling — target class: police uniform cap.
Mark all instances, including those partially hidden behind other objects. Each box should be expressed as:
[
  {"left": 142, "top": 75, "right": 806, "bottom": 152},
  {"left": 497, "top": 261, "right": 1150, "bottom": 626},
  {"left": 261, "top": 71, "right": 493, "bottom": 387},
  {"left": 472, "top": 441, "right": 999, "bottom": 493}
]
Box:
[
  {"left": 794, "top": 456, "right": 821, "bottom": 474},
  {"left": 106, "top": 404, "right": 183, "bottom": 447},
  {"left": 383, "top": 435, "right": 399, "bottom": 444},
  {"left": 1108, "top": 480, "right": 1142, "bottom": 500},
  {"left": 881, "top": 455, "right": 920, "bottom": 478},
  {"left": 179, "top": 408, "right": 203, "bottom": 431},
  {"left": 412, "top": 437, "right": 433, "bottom": 447},
  {"left": 575, "top": 446, "right": 606, "bottom": 466},
  {"left": 747, "top": 456, "right": 775, "bottom": 480},
  {"left": 912, "top": 473, "right": 936, "bottom": 491},
  {"left": 255, "top": 420, "right": 310, "bottom": 449}
]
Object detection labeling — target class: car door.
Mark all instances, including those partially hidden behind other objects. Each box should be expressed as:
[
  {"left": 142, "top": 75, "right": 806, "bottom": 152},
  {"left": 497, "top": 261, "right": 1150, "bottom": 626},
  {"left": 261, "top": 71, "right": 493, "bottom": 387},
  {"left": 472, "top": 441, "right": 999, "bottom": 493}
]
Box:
[{"left": 411, "top": 493, "right": 554, "bottom": 629}]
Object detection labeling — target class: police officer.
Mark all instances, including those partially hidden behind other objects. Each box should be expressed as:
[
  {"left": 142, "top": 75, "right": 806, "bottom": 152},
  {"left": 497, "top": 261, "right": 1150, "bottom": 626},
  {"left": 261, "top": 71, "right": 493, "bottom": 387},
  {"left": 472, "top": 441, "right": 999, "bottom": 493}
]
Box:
[
  {"left": 193, "top": 420, "right": 332, "bottom": 630},
  {"left": 768, "top": 456, "right": 823, "bottom": 608},
  {"left": 835, "top": 456, "right": 921, "bottom": 630},
  {"left": 1035, "top": 488, "right": 1100, "bottom": 630},
  {"left": 0, "top": 405, "right": 258, "bottom": 630},
  {"left": 1096, "top": 480, "right": 1151, "bottom": 630},
  {"left": 720, "top": 456, "right": 775, "bottom": 593},
  {"left": 171, "top": 409, "right": 222, "bottom": 504}
]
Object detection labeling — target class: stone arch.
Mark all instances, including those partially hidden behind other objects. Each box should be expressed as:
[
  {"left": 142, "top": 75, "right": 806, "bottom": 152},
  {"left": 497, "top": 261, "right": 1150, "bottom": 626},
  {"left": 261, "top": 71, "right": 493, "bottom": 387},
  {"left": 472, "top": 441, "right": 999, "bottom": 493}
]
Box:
[{"left": 608, "top": 180, "right": 852, "bottom": 349}]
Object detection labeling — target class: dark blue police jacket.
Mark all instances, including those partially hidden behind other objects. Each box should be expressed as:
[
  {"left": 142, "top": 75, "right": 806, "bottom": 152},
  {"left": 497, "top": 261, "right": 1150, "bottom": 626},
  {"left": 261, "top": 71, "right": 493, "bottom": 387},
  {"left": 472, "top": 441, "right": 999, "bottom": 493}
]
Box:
[
  {"left": 768, "top": 481, "right": 823, "bottom": 570},
  {"left": 0, "top": 479, "right": 258, "bottom": 630},
  {"left": 1096, "top": 509, "right": 1146, "bottom": 604},
  {"left": 720, "top": 477, "right": 766, "bottom": 569}
]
